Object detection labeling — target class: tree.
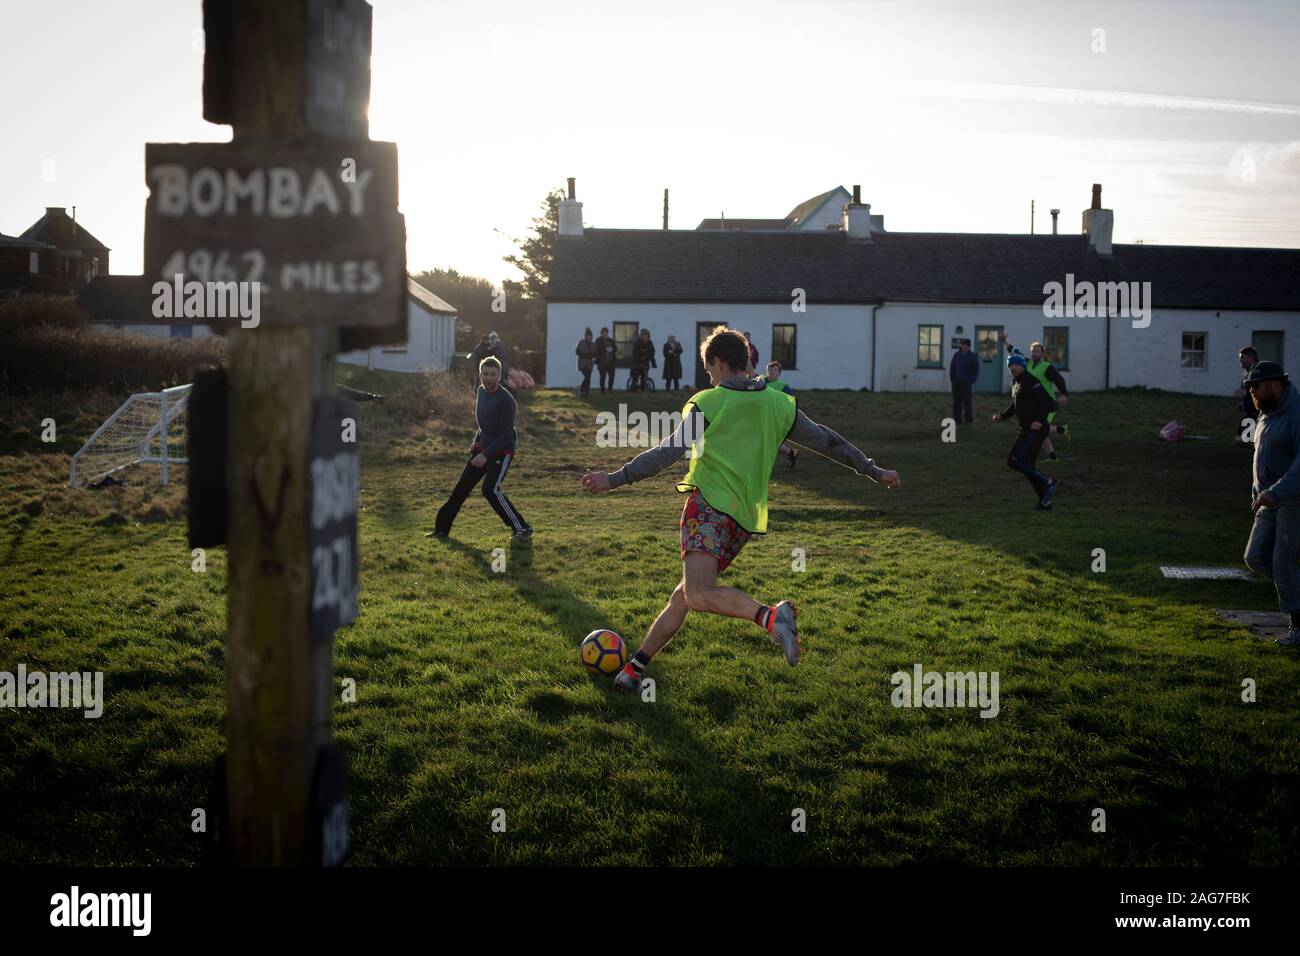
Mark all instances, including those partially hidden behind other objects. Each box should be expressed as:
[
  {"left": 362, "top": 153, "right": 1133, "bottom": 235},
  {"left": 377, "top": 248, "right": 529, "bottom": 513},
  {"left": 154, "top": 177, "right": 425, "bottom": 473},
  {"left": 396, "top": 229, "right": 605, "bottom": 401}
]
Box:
[
  {"left": 411, "top": 268, "right": 533, "bottom": 350},
  {"left": 502, "top": 187, "right": 564, "bottom": 346}
]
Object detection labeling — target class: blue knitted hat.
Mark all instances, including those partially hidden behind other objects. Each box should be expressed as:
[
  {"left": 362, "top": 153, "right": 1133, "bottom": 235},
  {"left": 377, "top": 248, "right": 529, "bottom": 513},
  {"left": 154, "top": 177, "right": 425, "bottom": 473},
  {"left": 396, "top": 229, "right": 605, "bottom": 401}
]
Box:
[{"left": 1006, "top": 350, "right": 1027, "bottom": 368}]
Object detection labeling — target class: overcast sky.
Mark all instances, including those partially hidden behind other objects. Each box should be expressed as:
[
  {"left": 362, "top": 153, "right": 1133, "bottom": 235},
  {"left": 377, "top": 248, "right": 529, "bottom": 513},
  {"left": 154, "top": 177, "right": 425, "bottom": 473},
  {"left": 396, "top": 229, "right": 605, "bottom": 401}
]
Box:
[{"left": 2, "top": 0, "right": 1297, "bottom": 285}]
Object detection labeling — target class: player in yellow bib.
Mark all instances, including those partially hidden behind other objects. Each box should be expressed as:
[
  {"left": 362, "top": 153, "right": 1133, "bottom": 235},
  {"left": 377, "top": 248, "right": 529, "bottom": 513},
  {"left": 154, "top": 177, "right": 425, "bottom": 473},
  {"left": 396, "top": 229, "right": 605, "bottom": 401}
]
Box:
[{"left": 582, "top": 326, "right": 901, "bottom": 690}]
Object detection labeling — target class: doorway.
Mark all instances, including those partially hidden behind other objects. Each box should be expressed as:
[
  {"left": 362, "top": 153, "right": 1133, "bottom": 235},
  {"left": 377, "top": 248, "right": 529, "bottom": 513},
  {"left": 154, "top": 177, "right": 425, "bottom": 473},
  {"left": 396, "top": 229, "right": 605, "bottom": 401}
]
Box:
[
  {"left": 975, "top": 325, "right": 1004, "bottom": 392},
  {"left": 1252, "top": 330, "right": 1284, "bottom": 366}
]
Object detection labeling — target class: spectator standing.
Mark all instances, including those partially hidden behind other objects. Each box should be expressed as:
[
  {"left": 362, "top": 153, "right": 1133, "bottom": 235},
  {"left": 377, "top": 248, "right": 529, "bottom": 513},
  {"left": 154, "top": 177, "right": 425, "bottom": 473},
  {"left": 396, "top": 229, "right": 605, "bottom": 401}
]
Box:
[
  {"left": 949, "top": 338, "right": 979, "bottom": 424},
  {"left": 575, "top": 328, "right": 596, "bottom": 396},
  {"left": 595, "top": 326, "right": 617, "bottom": 394},
  {"left": 1237, "top": 347, "right": 1260, "bottom": 445},
  {"left": 663, "top": 335, "right": 684, "bottom": 390},
  {"left": 489, "top": 331, "right": 509, "bottom": 383}
]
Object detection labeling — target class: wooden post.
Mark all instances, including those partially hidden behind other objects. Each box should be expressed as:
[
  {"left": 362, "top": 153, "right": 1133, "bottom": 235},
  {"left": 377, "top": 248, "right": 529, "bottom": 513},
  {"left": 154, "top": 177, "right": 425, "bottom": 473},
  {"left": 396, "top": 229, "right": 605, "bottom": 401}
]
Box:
[{"left": 222, "top": 1, "right": 342, "bottom": 865}]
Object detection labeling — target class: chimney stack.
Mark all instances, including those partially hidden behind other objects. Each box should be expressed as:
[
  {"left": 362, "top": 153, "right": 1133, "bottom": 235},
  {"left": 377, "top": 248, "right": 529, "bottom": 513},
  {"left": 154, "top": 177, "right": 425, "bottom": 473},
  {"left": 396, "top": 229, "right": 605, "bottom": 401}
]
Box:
[
  {"left": 842, "top": 185, "right": 873, "bottom": 241},
  {"left": 558, "top": 177, "right": 583, "bottom": 239},
  {"left": 1082, "top": 183, "right": 1113, "bottom": 256},
  {"left": 1050, "top": 208, "right": 1060, "bottom": 235}
]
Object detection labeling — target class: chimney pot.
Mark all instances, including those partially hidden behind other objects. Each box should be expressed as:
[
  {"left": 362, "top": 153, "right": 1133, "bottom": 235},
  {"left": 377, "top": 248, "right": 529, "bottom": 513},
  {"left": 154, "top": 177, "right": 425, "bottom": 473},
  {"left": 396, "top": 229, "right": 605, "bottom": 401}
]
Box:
[
  {"left": 1050, "top": 208, "right": 1060, "bottom": 235},
  {"left": 852, "top": 184, "right": 861, "bottom": 204},
  {"left": 558, "top": 179, "right": 583, "bottom": 238},
  {"left": 567, "top": 177, "right": 576, "bottom": 200},
  {"left": 1090, "top": 183, "right": 1102, "bottom": 210},
  {"left": 842, "top": 200, "right": 873, "bottom": 241}
]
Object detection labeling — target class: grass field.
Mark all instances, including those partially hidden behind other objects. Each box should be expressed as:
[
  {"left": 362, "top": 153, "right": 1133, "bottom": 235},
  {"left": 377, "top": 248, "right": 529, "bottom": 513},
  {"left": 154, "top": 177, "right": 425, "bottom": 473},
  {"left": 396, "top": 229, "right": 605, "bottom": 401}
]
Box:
[{"left": 2, "top": 373, "right": 1298, "bottom": 865}]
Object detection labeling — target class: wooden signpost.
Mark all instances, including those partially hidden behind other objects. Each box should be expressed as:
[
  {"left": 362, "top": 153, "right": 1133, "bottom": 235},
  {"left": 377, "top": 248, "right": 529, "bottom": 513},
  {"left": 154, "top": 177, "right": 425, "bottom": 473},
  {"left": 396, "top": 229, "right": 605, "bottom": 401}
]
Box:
[
  {"left": 158, "top": 0, "right": 396, "bottom": 865},
  {"left": 144, "top": 139, "right": 404, "bottom": 327}
]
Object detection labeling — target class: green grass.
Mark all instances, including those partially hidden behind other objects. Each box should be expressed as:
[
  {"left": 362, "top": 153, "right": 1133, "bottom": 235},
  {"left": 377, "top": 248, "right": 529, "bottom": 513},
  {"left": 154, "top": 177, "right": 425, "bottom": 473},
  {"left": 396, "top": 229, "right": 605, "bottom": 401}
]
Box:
[{"left": 1, "top": 378, "right": 1298, "bottom": 865}]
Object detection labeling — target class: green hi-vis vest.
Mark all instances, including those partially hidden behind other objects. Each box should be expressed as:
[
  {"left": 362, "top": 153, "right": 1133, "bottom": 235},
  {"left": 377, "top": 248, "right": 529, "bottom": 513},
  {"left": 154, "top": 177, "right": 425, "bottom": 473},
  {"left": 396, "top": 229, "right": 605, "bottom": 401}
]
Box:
[
  {"left": 1027, "top": 359, "right": 1057, "bottom": 399},
  {"left": 763, "top": 378, "right": 791, "bottom": 393},
  {"left": 676, "top": 383, "right": 797, "bottom": 534}
]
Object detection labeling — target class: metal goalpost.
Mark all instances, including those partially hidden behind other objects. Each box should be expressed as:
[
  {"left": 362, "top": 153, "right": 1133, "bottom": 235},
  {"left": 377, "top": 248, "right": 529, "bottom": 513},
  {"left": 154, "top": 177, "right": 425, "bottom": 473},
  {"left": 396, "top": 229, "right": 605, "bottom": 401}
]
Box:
[{"left": 69, "top": 384, "right": 192, "bottom": 488}]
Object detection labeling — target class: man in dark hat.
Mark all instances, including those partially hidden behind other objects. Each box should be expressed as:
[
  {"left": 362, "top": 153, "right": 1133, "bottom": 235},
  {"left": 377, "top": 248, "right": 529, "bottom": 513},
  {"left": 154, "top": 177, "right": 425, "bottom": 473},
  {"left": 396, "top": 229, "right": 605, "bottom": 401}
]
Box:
[{"left": 1242, "top": 361, "right": 1300, "bottom": 647}]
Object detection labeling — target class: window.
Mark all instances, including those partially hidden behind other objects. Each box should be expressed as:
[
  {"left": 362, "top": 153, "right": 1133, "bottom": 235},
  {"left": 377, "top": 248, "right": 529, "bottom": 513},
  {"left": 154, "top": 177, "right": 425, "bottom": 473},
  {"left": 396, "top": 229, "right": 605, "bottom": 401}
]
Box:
[
  {"left": 1181, "top": 332, "right": 1207, "bottom": 369},
  {"left": 917, "top": 325, "right": 943, "bottom": 367},
  {"left": 1043, "top": 327, "right": 1069, "bottom": 369},
  {"left": 771, "top": 324, "right": 797, "bottom": 370},
  {"left": 612, "top": 322, "right": 639, "bottom": 367}
]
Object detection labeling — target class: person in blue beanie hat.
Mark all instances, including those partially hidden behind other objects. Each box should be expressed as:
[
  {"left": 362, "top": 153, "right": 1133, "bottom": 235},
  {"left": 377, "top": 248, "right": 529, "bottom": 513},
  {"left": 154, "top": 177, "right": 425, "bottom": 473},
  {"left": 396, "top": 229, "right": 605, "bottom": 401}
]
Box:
[{"left": 992, "top": 350, "right": 1059, "bottom": 510}]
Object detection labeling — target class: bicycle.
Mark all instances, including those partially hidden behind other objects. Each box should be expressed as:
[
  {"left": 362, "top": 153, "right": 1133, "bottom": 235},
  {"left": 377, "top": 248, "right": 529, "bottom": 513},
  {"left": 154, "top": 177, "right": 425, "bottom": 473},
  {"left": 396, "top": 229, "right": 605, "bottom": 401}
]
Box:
[{"left": 626, "top": 367, "right": 656, "bottom": 392}]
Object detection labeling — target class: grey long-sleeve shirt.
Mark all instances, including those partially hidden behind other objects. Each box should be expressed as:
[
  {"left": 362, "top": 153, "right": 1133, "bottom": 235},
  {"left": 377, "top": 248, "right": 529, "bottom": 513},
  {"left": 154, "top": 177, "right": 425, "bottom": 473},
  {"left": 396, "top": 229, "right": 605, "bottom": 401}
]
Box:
[{"left": 606, "top": 378, "right": 886, "bottom": 488}]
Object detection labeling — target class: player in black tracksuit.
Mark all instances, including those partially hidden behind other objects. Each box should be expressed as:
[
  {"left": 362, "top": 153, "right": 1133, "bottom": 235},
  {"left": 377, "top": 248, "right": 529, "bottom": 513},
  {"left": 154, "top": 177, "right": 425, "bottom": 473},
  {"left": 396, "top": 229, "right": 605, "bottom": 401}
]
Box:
[
  {"left": 429, "top": 356, "right": 531, "bottom": 538},
  {"left": 993, "top": 351, "right": 1059, "bottom": 510}
]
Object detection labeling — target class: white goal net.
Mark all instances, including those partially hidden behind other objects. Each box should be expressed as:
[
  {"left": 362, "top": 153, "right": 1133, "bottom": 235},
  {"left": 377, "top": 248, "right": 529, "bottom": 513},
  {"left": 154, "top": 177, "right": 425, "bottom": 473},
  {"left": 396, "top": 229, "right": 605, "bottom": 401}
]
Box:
[{"left": 69, "top": 384, "right": 192, "bottom": 488}]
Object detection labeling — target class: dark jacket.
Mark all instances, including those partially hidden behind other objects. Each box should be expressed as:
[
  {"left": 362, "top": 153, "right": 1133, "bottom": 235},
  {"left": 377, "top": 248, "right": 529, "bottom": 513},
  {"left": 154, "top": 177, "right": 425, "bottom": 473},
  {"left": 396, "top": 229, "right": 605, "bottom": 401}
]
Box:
[
  {"left": 1041, "top": 364, "right": 1068, "bottom": 397},
  {"left": 999, "top": 372, "right": 1057, "bottom": 428},
  {"left": 594, "top": 335, "right": 616, "bottom": 368},
  {"left": 1253, "top": 382, "right": 1300, "bottom": 503},
  {"left": 575, "top": 338, "right": 596, "bottom": 370},
  {"left": 472, "top": 385, "right": 517, "bottom": 459},
  {"left": 1240, "top": 362, "right": 1259, "bottom": 417},
  {"left": 950, "top": 349, "right": 979, "bottom": 385},
  {"left": 663, "top": 341, "right": 683, "bottom": 380},
  {"left": 634, "top": 338, "right": 657, "bottom": 369}
]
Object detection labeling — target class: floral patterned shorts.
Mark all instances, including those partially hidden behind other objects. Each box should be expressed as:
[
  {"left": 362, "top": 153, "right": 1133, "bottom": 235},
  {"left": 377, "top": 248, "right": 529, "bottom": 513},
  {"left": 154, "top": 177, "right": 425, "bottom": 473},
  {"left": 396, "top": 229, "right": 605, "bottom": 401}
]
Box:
[{"left": 680, "top": 489, "right": 751, "bottom": 572}]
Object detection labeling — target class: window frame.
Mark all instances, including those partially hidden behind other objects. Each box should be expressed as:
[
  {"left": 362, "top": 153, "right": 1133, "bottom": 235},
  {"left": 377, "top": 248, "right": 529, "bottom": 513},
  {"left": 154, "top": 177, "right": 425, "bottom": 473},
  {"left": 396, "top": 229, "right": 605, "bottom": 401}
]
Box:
[
  {"left": 1181, "top": 331, "right": 1207, "bottom": 370},
  {"left": 771, "top": 323, "right": 797, "bottom": 371},
  {"left": 612, "top": 321, "right": 640, "bottom": 368},
  {"left": 1042, "top": 326, "right": 1069, "bottom": 370},
  {"left": 917, "top": 324, "right": 944, "bottom": 369}
]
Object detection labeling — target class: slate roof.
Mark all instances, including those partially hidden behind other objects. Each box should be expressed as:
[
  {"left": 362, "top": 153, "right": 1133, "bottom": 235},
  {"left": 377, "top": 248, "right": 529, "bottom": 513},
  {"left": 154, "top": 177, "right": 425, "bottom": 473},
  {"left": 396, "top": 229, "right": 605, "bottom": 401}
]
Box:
[
  {"left": 0, "top": 232, "right": 53, "bottom": 250},
  {"left": 75, "top": 274, "right": 151, "bottom": 322},
  {"left": 695, "top": 218, "right": 788, "bottom": 231},
  {"left": 695, "top": 186, "right": 851, "bottom": 231},
  {"left": 21, "top": 208, "right": 110, "bottom": 252},
  {"left": 547, "top": 229, "right": 1300, "bottom": 311},
  {"left": 407, "top": 278, "right": 457, "bottom": 314},
  {"left": 783, "top": 186, "right": 848, "bottom": 228}
]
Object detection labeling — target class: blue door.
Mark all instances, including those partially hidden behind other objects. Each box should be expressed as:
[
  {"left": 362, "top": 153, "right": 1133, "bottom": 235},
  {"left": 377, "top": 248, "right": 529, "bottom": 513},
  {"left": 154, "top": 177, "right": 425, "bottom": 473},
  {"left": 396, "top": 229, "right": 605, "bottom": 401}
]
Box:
[{"left": 975, "top": 326, "right": 1003, "bottom": 392}]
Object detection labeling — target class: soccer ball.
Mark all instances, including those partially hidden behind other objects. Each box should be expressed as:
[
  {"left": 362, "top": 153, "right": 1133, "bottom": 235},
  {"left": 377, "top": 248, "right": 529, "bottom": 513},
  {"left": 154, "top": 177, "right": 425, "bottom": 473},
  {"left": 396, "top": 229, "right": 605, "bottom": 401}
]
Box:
[{"left": 580, "top": 629, "right": 627, "bottom": 676}]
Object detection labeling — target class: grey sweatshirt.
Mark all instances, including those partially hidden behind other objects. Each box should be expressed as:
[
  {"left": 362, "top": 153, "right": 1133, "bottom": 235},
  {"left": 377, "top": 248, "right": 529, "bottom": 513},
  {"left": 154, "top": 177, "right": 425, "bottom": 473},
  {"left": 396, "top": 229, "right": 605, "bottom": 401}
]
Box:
[
  {"left": 607, "top": 375, "right": 886, "bottom": 488},
  {"left": 1253, "top": 381, "right": 1300, "bottom": 504}
]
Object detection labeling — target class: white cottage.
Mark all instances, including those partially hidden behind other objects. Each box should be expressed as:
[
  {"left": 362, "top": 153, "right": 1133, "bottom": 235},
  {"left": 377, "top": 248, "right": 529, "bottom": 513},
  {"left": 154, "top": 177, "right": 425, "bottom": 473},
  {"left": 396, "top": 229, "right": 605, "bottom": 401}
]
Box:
[
  {"left": 546, "top": 182, "right": 1300, "bottom": 395},
  {"left": 337, "top": 278, "right": 458, "bottom": 373}
]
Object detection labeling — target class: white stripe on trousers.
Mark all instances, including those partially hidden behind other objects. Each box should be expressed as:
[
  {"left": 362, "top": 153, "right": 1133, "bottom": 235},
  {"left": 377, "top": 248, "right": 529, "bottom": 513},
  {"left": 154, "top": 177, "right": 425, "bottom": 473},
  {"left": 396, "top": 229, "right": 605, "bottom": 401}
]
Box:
[{"left": 493, "top": 453, "right": 525, "bottom": 531}]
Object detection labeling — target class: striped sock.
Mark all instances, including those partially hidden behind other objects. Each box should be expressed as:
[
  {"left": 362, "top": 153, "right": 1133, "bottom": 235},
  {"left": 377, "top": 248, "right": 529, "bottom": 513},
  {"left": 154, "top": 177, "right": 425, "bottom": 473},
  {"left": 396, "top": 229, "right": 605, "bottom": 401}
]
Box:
[
  {"left": 630, "top": 651, "right": 651, "bottom": 674},
  {"left": 754, "top": 605, "right": 777, "bottom": 633}
]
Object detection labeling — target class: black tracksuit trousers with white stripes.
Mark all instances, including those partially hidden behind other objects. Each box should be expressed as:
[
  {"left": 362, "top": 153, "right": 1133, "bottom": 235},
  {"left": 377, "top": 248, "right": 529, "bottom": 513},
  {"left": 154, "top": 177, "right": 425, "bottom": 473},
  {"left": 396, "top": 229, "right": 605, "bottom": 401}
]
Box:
[{"left": 435, "top": 452, "right": 528, "bottom": 534}]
